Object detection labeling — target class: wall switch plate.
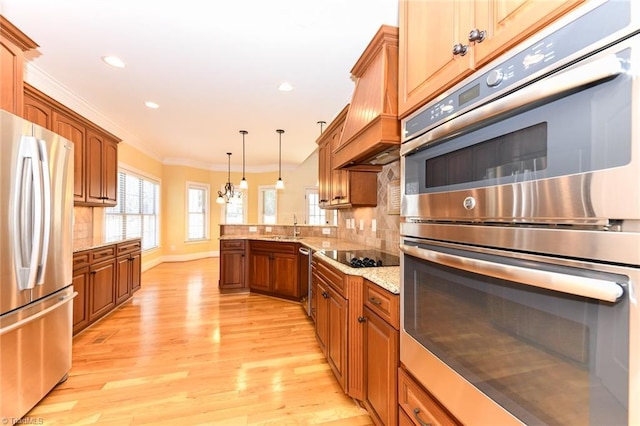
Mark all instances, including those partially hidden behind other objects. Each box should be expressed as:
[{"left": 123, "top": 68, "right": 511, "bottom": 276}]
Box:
[
  {"left": 359, "top": 219, "right": 364, "bottom": 231},
  {"left": 322, "top": 228, "right": 331, "bottom": 235},
  {"left": 346, "top": 218, "right": 351, "bottom": 229},
  {"left": 372, "top": 219, "right": 377, "bottom": 232},
  {"left": 265, "top": 226, "right": 272, "bottom": 232},
  {"left": 322, "top": 241, "right": 331, "bottom": 248},
  {"left": 249, "top": 226, "right": 258, "bottom": 232},
  {"left": 351, "top": 218, "right": 356, "bottom": 229}
]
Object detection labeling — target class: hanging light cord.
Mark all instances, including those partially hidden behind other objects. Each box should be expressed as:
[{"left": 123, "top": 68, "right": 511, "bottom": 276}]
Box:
[
  {"left": 277, "top": 129, "right": 284, "bottom": 179},
  {"left": 240, "top": 130, "right": 247, "bottom": 181}
]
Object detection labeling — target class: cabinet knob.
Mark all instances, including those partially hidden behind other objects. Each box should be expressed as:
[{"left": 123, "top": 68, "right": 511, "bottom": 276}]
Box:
[
  {"left": 357, "top": 316, "right": 366, "bottom": 323},
  {"left": 452, "top": 43, "right": 468, "bottom": 56},
  {"left": 468, "top": 28, "right": 486, "bottom": 43},
  {"left": 322, "top": 292, "right": 329, "bottom": 299},
  {"left": 90, "top": 270, "right": 97, "bottom": 275}
]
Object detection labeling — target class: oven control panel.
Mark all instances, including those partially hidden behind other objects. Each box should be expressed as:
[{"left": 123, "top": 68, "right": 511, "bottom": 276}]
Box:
[{"left": 403, "top": 0, "right": 630, "bottom": 142}]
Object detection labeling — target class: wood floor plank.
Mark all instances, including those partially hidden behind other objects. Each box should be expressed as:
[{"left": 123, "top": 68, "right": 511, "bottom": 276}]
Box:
[{"left": 27, "top": 258, "right": 372, "bottom": 425}]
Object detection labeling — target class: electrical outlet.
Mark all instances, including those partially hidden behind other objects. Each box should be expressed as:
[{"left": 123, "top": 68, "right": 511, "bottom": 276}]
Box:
[
  {"left": 372, "top": 219, "right": 377, "bottom": 232},
  {"left": 350, "top": 218, "right": 356, "bottom": 229},
  {"left": 249, "top": 226, "right": 258, "bottom": 232},
  {"left": 359, "top": 219, "right": 364, "bottom": 231},
  {"left": 322, "top": 241, "right": 331, "bottom": 248},
  {"left": 265, "top": 226, "right": 272, "bottom": 232},
  {"left": 346, "top": 218, "right": 351, "bottom": 229},
  {"left": 322, "top": 228, "right": 331, "bottom": 235}
]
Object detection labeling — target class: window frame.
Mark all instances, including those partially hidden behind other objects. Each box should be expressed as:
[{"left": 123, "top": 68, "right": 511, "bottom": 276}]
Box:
[
  {"left": 305, "top": 186, "right": 326, "bottom": 225},
  {"left": 104, "top": 166, "right": 161, "bottom": 252},
  {"left": 186, "top": 181, "right": 210, "bottom": 241},
  {"left": 258, "top": 185, "right": 278, "bottom": 224},
  {"left": 220, "top": 187, "right": 247, "bottom": 224}
]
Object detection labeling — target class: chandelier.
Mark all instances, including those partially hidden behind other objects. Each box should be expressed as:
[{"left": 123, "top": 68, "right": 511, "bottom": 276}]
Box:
[{"left": 216, "top": 152, "right": 237, "bottom": 204}]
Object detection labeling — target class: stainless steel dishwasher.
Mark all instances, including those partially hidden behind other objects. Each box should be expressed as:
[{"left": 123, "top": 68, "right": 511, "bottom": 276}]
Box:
[{"left": 298, "top": 246, "right": 312, "bottom": 316}]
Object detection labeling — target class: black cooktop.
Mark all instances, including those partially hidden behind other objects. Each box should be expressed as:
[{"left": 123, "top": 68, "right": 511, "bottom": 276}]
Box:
[{"left": 321, "top": 249, "right": 400, "bottom": 268}]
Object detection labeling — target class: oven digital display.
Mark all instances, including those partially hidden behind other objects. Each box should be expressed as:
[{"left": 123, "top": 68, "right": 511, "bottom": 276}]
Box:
[{"left": 459, "top": 84, "right": 480, "bottom": 106}]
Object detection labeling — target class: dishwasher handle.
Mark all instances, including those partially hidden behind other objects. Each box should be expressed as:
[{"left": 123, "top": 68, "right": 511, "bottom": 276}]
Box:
[{"left": 298, "top": 247, "right": 310, "bottom": 256}]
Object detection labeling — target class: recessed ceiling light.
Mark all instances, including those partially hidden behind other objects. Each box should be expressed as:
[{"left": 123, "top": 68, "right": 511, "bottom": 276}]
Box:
[
  {"left": 102, "top": 55, "right": 125, "bottom": 68},
  {"left": 145, "top": 101, "right": 160, "bottom": 109},
  {"left": 278, "top": 82, "right": 294, "bottom": 92}
]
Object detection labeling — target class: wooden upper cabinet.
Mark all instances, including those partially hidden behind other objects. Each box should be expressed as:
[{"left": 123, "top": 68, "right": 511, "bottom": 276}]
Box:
[
  {"left": 0, "top": 16, "right": 38, "bottom": 116},
  {"left": 398, "top": 0, "right": 585, "bottom": 119},
  {"left": 398, "top": 0, "right": 474, "bottom": 119},
  {"left": 52, "top": 110, "right": 86, "bottom": 202},
  {"left": 23, "top": 89, "right": 53, "bottom": 128},
  {"left": 473, "top": 0, "right": 585, "bottom": 67},
  {"left": 86, "top": 129, "right": 118, "bottom": 206}
]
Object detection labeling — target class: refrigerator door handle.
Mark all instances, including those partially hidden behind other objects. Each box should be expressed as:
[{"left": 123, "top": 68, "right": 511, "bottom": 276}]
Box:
[
  {"left": 0, "top": 291, "right": 78, "bottom": 336},
  {"left": 36, "top": 139, "right": 51, "bottom": 285},
  {"left": 12, "top": 136, "right": 45, "bottom": 291}
]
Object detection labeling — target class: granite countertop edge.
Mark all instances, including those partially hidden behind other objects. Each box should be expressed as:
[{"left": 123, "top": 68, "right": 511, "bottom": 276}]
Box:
[
  {"left": 220, "top": 235, "right": 400, "bottom": 294},
  {"left": 73, "top": 236, "right": 141, "bottom": 253}
]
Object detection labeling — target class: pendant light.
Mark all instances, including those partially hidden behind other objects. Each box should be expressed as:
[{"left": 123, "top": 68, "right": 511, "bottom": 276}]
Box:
[
  {"left": 275, "top": 129, "right": 285, "bottom": 189},
  {"left": 239, "top": 130, "right": 248, "bottom": 189},
  {"left": 216, "top": 152, "right": 235, "bottom": 204}
]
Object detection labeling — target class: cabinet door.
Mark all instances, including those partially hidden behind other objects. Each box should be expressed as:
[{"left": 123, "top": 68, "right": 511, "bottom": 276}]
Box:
[
  {"left": 115, "top": 255, "right": 131, "bottom": 305},
  {"left": 331, "top": 169, "right": 349, "bottom": 206},
  {"left": 249, "top": 251, "right": 271, "bottom": 292},
  {"left": 0, "top": 33, "right": 25, "bottom": 115},
  {"left": 102, "top": 137, "right": 118, "bottom": 206},
  {"left": 220, "top": 250, "right": 246, "bottom": 289},
  {"left": 398, "top": 0, "right": 473, "bottom": 118},
  {"left": 89, "top": 259, "right": 116, "bottom": 323},
  {"left": 86, "top": 130, "right": 104, "bottom": 204},
  {"left": 72, "top": 267, "right": 89, "bottom": 335},
  {"left": 473, "top": 0, "right": 584, "bottom": 67},
  {"left": 327, "top": 285, "right": 348, "bottom": 391},
  {"left": 130, "top": 251, "right": 141, "bottom": 293},
  {"left": 315, "top": 278, "right": 329, "bottom": 356},
  {"left": 272, "top": 252, "right": 299, "bottom": 298},
  {"left": 364, "top": 307, "right": 399, "bottom": 426},
  {"left": 23, "top": 91, "right": 52, "bottom": 129},
  {"left": 318, "top": 142, "right": 331, "bottom": 207},
  {"left": 53, "top": 111, "right": 86, "bottom": 202}
]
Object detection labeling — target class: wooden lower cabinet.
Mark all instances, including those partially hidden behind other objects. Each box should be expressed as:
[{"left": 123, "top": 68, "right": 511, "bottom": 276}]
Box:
[
  {"left": 398, "top": 367, "right": 461, "bottom": 426},
  {"left": 364, "top": 306, "right": 399, "bottom": 426},
  {"left": 326, "top": 285, "right": 348, "bottom": 389},
  {"left": 88, "top": 258, "right": 116, "bottom": 323},
  {"left": 219, "top": 240, "right": 247, "bottom": 290},
  {"left": 72, "top": 264, "right": 90, "bottom": 335},
  {"left": 248, "top": 241, "right": 300, "bottom": 300},
  {"left": 72, "top": 239, "right": 141, "bottom": 335}
]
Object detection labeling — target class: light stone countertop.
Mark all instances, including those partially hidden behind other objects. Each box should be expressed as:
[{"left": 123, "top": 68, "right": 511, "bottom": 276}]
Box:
[
  {"left": 73, "top": 236, "right": 141, "bottom": 253},
  {"left": 220, "top": 235, "right": 400, "bottom": 294}
]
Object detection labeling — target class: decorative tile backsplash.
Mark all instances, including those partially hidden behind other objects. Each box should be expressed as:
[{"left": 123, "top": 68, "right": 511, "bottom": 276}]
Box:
[
  {"left": 338, "top": 161, "right": 401, "bottom": 254},
  {"left": 73, "top": 206, "right": 94, "bottom": 240},
  {"left": 220, "top": 224, "right": 338, "bottom": 239}
]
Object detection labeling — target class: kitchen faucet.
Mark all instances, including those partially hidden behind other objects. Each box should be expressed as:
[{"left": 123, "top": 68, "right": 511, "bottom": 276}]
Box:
[{"left": 293, "top": 214, "right": 300, "bottom": 238}]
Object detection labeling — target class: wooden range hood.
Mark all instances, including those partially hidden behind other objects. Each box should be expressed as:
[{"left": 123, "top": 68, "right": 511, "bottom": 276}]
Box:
[{"left": 332, "top": 25, "right": 400, "bottom": 169}]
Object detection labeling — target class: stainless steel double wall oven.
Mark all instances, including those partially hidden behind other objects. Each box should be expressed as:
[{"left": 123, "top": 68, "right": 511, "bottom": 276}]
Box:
[{"left": 400, "top": 1, "right": 640, "bottom": 425}]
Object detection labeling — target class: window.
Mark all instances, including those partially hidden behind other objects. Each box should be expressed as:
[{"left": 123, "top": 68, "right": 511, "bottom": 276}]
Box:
[
  {"left": 222, "top": 189, "right": 246, "bottom": 224},
  {"left": 187, "top": 182, "right": 209, "bottom": 240},
  {"left": 305, "top": 187, "right": 326, "bottom": 225},
  {"left": 258, "top": 186, "right": 277, "bottom": 224},
  {"left": 105, "top": 170, "right": 160, "bottom": 250}
]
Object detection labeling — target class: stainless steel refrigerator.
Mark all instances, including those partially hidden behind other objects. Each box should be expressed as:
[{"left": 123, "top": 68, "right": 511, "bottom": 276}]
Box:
[{"left": 0, "top": 109, "right": 75, "bottom": 420}]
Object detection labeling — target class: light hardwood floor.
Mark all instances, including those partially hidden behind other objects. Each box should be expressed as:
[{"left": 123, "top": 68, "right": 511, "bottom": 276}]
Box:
[{"left": 28, "top": 259, "right": 373, "bottom": 425}]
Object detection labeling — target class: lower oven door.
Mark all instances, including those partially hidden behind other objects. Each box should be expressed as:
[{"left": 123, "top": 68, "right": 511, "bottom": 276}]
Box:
[{"left": 400, "top": 238, "right": 638, "bottom": 426}]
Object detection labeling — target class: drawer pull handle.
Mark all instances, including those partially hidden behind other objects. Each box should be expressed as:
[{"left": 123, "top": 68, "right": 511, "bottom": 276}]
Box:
[
  {"left": 369, "top": 297, "right": 382, "bottom": 306},
  {"left": 357, "top": 316, "right": 366, "bottom": 323},
  {"left": 413, "top": 408, "right": 432, "bottom": 426}
]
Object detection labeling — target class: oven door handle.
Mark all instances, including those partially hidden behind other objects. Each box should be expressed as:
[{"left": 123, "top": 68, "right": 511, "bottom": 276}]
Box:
[
  {"left": 401, "top": 53, "right": 623, "bottom": 156},
  {"left": 399, "top": 244, "right": 624, "bottom": 303}
]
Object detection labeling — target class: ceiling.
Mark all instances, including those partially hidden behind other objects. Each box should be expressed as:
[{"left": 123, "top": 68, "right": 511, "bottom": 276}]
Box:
[{"left": 1, "top": 0, "right": 399, "bottom": 172}]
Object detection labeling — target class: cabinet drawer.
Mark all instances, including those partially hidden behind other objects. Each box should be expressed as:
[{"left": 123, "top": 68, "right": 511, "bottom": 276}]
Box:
[
  {"left": 398, "top": 368, "right": 461, "bottom": 426},
  {"left": 90, "top": 245, "right": 116, "bottom": 263},
  {"left": 250, "top": 240, "right": 298, "bottom": 254},
  {"left": 364, "top": 280, "right": 399, "bottom": 329},
  {"left": 73, "top": 251, "right": 91, "bottom": 271},
  {"left": 221, "top": 239, "right": 245, "bottom": 250},
  {"left": 117, "top": 239, "right": 142, "bottom": 256},
  {"left": 316, "top": 257, "right": 345, "bottom": 297}
]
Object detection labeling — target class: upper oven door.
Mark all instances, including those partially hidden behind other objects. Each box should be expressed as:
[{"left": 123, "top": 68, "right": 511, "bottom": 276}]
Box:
[{"left": 401, "top": 33, "right": 640, "bottom": 225}]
